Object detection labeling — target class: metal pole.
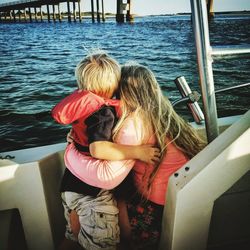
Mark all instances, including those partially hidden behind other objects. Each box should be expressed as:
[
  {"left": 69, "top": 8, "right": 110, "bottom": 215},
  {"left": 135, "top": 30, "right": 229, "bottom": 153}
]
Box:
[
  {"left": 78, "top": 0, "right": 82, "bottom": 22},
  {"left": 34, "top": 7, "right": 37, "bottom": 22},
  {"left": 96, "top": 0, "right": 100, "bottom": 22},
  {"left": 28, "top": 7, "right": 32, "bottom": 22},
  {"left": 212, "top": 46, "right": 250, "bottom": 56},
  {"left": 101, "top": 0, "right": 105, "bottom": 22},
  {"left": 9, "top": 10, "right": 12, "bottom": 21},
  {"left": 18, "top": 9, "right": 21, "bottom": 21},
  {"left": 40, "top": 6, "right": 43, "bottom": 21},
  {"left": 126, "top": 0, "right": 132, "bottom": 22},
  {"left": 91, "top": 0, "right": 95, "bottom": 22},
  {"left": 206, "top": 0, "right": 214, "bottom": 19},
  {"left": 24, "top": 8, "right": 27, "bottom": 22},
  {"left": 67, "top": 0, "right": 71, "bottom": 22},
  {"left": 73, "top": 0, "right": 76, "bottom": 22},
  {"left": 47, "top": 4, "right": 50, "bottom": 22},
  {"left": 58, "top": 4, "right": 62, "bottom": 22},
  {"left": 116, "top": 0, "right": 124, "bottom": 23},
  {"left": 190, "top": 0, "right": 219, "bottom": 142},
  {"left": 52, "top": 4, "right": 56, "bottom": 22},
  {"left": 13, "top": 10, "right": 16, "bottom": 22}
]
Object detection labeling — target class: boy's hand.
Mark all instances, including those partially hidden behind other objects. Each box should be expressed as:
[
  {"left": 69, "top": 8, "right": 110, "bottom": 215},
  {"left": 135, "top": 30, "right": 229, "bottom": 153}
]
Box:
[
  {"left": 136, "top": 145, "right": 161, "bottom": 165},
  {"left": 66, "top": 129, "right": 74, "bottom": 143}
]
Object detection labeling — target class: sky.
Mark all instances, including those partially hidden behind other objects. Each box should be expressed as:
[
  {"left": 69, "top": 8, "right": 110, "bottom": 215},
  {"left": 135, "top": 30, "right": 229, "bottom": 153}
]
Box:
[{"left": 0, "top": 0, "right": 250, "bottom": 15}]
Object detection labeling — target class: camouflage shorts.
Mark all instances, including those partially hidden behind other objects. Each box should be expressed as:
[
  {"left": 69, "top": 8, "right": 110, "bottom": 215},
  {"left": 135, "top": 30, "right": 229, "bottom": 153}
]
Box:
[{"left": 61, "top": 190, "right": 120, "bottom": 250}]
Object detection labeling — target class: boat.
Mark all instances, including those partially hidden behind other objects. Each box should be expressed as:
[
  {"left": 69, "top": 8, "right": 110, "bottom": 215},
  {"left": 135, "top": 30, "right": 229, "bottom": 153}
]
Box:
[{"left": 0, "top": 0, "right": 249, "bottom": 249}]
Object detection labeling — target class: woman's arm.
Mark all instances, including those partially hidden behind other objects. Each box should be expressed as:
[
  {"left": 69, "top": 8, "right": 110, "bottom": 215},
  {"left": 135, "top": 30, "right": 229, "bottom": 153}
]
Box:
[
  {"left": 89, "top": 141, "right": 160, "bottom": 165},
  {"left": 65, "top": 143, "right": 135, "bottom": 190}
]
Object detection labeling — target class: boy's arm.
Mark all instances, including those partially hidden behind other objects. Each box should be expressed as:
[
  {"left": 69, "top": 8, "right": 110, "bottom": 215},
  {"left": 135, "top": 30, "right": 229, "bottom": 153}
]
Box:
[{"left": 89, "top": 141, "right": 160, "bottom": 165}]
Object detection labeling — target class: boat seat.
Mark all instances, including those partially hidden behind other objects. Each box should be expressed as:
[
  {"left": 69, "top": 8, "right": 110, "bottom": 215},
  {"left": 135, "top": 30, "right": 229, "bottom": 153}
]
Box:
[{"left": 0, "top": 143, "right": 66, "bottom": 250}]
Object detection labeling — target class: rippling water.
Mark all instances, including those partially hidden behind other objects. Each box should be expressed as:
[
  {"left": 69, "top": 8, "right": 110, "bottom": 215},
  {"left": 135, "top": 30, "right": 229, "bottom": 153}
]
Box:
[{"left": 0, "top": 15, "right": 250, "bottom": 152}]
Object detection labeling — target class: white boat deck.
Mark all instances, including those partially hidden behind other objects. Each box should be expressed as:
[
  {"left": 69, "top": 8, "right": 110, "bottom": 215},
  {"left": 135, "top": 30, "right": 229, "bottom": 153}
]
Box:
[{"left": 0, "top": 112, "right": 249, "bottom": 250}]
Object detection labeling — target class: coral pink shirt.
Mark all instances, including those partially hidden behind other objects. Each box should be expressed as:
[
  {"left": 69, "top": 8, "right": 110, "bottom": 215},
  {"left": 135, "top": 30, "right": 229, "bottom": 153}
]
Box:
[
  {"left": 65, "top": 116, "right": 189, "bottom": 205},
  {"left": 133, "top": 138, "right": 189, "bottom": 205}
]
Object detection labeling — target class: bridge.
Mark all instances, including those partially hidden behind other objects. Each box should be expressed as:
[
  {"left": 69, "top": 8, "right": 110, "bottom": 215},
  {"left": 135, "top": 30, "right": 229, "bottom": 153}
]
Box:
[
  {"left": 0, "top": 0, "right": 215, "bottom": 23},
  {"left": 0, "top": 0, "right": 133, "bottom": 23}
]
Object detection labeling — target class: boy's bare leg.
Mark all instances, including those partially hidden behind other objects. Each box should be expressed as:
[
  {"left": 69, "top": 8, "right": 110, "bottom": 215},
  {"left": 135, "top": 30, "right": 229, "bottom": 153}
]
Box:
[
  {"left": 70, "top": 210, "right": 81, "bottom": 237},
  {"left": 58, "top": 210, "right": 82, "bottom": 250},
  {"left": 117, "top": 199, "right": 132, "bottom": 249}
]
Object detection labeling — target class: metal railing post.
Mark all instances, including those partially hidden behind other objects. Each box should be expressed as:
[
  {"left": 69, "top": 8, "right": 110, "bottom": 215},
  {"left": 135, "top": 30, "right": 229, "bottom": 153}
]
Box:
[{"left": 190, "top": 0, "right": 219, "bottom": 142}]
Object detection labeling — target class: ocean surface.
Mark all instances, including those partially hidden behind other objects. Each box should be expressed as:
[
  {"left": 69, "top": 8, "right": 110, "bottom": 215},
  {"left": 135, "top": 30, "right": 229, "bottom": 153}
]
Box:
[{"left": 0, "top": 15, "right": 250, "bottom": 152}]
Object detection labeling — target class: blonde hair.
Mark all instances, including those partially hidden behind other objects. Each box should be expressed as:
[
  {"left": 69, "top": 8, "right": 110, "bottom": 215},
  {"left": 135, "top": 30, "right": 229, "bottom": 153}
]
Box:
[
  {"left": 113, "top": 63, "right": 206, "bottom": 189},
  {"left": 75, "top": 51, "right": 121, "bottom": 98}
]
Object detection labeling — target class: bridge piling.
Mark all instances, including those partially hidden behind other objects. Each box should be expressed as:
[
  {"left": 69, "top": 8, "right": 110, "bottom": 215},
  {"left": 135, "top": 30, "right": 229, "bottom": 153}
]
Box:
[
  {"left": 116, "top": 0, "right": 133, "bottom": 23},
  {"left": 34, "top": 8, "right": 38, "bottom": 22},
  {"left": 8, "top": 11, "right": 11, "bottom": 21},
  {"left": 28, "top": 7, "right": 32, "bottom": 22},
  {"left": 101, "top": 0, "right": 105, "bottom": 22},
  {"left": 13, "top": 10, "right": 16, "bottom": 22},
  {"left": 73, "top": 1, "right": 76, "bottom": 22},
  {"left": 46, "top": 5, "right": 50, "bottom": 22},
  {"left": 90, "top": 0, "right": 95, "bottom": 22},
  {"left": 78, "top": 0, "right": 82, "bottom": 22},
  {"left": 96, "top": 0, "right": 100, "bottom": 22},
  {"left": 24, "top": 9, "right": 27, "bottom": 22},
  {"left": 67, "top": 0, "right": 71, "bottom": 22},
  {"left": 206, "top": 0, "right": 214, "bottom": 19},
  {"left": 52, "top": 5, "right": 56, "bottom": 22},
  {"left": 58, "top": 4, "right": 62, "bottom": 22},
  {"left": 40, "top": 7, "right": 43, "bottom": 22},
  {"left": 126, "top": 0, "right": 133, "bottom": 22}
]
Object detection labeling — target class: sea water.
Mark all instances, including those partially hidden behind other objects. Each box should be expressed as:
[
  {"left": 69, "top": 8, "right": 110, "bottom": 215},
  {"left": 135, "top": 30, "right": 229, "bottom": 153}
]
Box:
[{"left": 0, "top": 15, "right": 249, "bottom": 152}]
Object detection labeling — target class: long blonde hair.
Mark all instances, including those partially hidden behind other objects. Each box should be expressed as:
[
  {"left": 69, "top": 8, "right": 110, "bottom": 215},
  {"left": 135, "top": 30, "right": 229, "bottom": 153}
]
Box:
[
  {"left": 75, "top": 51, "right": 121, "bottom": 98},
  {"left": 113, "top": 63, "right": 206, "bottom": 188}
]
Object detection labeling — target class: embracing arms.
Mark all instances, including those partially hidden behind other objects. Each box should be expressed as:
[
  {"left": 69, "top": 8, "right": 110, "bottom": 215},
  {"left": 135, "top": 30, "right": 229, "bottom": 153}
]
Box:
[{"left": 89, "top": 141, "right": 160, "bottom": 165}]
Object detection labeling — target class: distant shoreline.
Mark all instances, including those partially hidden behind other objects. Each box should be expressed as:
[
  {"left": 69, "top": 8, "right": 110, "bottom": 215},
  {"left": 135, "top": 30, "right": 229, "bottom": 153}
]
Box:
[{"left": 174, "top": 10, "right": 250, "bottom": 16}]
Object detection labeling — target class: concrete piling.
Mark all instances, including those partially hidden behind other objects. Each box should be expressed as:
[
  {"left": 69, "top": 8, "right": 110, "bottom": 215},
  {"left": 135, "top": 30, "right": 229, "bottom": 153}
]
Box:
[
  {"left": 96, "top": 0, "right": 100, "bottom": 23},
  {"left": 116, "top": 0, "right": 133, "bottom": 23},
  {"left": 78, "top": 0, "right": 82, "bottom": 22}
]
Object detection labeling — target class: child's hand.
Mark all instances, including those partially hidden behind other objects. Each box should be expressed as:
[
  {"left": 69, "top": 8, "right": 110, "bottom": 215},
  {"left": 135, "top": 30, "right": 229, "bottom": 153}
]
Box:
[
  {"left": 136, "top": 145, "right": 161, "bottom": 165},
  {"left": 66, "top": 129, "right": 74, "bottom": 143}
]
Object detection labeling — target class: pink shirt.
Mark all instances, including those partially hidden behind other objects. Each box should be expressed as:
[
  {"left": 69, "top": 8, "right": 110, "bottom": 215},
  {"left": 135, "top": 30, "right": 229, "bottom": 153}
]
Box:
[
  {"left": 65, "top": 116, "right": 189, "bottom": 205},
  {"left": 133, "top": 139, "right": 189, "bottom": 205},
  {"left": 64, "top": 117, "right": 140, "bottom": 189}
]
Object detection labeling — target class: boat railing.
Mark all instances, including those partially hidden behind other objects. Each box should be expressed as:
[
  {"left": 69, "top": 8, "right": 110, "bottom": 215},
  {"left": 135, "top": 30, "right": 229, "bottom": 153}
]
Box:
[
  {"left": 173, "top": 76, "right": 205, "bottom": 124},
  {"left": 190, "top": 0, "right": 250, "bottom": 143},
  {"left": 173, "top": 76, "right": 250, "bottom": 124}
]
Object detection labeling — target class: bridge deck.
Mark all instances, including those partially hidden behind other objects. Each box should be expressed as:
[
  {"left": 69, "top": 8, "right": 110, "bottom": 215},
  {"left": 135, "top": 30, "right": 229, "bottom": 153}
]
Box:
[{"left": 0, "top": 0, "right": 77, "bottom": 11}]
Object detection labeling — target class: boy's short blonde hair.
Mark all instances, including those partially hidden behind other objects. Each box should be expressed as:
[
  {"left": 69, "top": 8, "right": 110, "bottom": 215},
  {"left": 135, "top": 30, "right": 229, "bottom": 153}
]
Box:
[{"left": 75, "top": 51, "right": 121, "bottom": 98}]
